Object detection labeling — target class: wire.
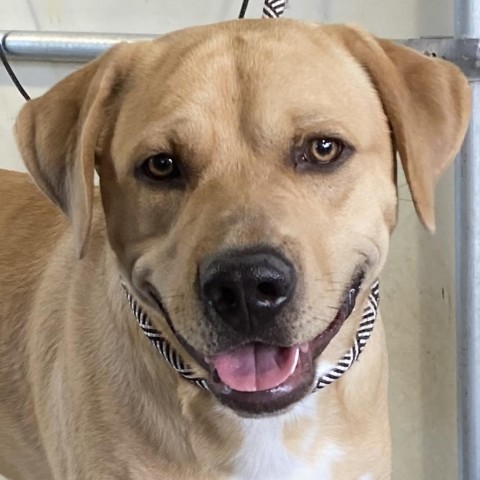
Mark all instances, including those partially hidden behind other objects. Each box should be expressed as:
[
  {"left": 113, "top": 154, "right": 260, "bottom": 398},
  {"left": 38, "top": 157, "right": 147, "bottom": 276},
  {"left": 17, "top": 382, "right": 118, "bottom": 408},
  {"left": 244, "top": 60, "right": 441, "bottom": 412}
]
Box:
[
  {"left": 2, "top": 2, "right": 253, "bottom": 101},
  {"left": 0, "top": 32, "right": 31, "bottom": 101},
  {"left": 238, "top": 0, "right": 249, "bottom": 18}
]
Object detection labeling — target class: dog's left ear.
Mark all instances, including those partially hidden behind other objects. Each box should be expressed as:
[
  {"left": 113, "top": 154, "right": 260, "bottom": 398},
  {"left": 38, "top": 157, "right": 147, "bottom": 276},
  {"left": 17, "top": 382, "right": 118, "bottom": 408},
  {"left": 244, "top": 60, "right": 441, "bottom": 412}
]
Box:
[
  {"left": 15, "top": 43, "right": 135, "bottom": 258},
  {"left": 329, "top": 25, "right": 471, "bottom": 231}
]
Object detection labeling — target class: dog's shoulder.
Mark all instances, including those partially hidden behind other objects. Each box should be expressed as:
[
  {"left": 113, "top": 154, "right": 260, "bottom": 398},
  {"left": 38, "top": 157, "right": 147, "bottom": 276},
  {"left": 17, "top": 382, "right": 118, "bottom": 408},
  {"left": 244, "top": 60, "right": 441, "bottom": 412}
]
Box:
[
  {"left": 0, "top": 168, "right": 62, "bottom": 224},
  {"left": 0, "top": 167, "right": 70, "bottom": 315}
]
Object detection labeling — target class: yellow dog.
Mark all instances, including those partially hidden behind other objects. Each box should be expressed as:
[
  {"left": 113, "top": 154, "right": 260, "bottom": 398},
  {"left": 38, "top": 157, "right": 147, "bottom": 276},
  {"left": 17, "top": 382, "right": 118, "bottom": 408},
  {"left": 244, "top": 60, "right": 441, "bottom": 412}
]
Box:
[{"left": 0, "top": 19, "right": 470, "bottom": 480}]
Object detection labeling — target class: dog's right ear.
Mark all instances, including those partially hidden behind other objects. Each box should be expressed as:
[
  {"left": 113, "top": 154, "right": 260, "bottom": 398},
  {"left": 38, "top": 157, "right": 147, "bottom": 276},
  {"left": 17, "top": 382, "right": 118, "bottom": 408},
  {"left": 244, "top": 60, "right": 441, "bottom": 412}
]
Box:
[
  {"left": 327, "top": 25, "right": 470, "bottom": 232},
  {"left": 15, "top": 43, "right": 134, "bottom": 259}
]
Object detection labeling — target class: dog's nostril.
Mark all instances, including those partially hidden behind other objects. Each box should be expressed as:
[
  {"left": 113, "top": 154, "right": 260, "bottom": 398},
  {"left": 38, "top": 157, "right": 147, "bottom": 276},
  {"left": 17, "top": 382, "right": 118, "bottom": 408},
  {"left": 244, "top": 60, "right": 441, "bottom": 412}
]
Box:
[
  {"left": 218, "top": 286, "right": 237, "bottom": 307},
  {"left": 257, "top": 281, "right": 280, "bottom": 300},
  {"left": 208, "top": 284, "right": 239, "bottom": 312}
]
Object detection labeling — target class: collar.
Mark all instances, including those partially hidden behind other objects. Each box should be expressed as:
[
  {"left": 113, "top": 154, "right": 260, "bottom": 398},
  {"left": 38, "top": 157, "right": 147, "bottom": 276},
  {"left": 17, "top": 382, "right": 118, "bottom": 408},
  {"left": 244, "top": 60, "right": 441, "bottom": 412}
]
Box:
[{"left": 123, "top": 281, "right": 379, "bottom": 393}]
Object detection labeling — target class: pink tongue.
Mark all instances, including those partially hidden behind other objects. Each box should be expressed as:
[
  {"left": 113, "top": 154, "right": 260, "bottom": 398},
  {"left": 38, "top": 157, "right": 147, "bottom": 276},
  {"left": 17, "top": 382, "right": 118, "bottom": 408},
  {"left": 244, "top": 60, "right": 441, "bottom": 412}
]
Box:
[{"left": 212, "top": 343, "right": 299, "bottom": 392}]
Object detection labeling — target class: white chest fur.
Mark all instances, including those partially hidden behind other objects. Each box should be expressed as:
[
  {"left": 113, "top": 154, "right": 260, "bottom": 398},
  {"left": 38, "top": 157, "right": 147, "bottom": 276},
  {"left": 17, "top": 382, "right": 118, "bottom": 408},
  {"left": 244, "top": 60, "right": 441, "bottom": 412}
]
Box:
[{"left": 228, "top": 396, "right": 344, "bottom": 480}]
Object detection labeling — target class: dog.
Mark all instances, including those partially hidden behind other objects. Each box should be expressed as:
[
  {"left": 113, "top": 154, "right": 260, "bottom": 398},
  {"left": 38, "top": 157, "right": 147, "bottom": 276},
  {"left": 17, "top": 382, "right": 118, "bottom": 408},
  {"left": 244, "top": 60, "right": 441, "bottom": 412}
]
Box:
[{"left": 0, "top": 19, "right": 470, "bottom": 480}]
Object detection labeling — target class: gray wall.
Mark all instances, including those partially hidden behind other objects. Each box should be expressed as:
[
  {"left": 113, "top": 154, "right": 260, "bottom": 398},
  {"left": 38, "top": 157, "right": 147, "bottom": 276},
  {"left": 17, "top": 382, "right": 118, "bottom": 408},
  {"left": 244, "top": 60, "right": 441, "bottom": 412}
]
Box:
[{"left": 1, "top": 1, "right": 457, "bottom": 479}]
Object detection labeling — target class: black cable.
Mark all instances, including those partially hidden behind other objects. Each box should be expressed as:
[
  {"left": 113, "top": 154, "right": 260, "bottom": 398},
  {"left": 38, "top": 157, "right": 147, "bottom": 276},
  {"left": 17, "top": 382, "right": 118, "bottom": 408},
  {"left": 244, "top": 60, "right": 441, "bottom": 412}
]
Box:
[
  {"left": 2, "top": 2, "right": 251, "bottom": 101},
  {"left": 0, "top": 33, "right": 31, "bottom": 101},
  {"left": 238, "top": 0, "right": 250, "bottom": 18}
]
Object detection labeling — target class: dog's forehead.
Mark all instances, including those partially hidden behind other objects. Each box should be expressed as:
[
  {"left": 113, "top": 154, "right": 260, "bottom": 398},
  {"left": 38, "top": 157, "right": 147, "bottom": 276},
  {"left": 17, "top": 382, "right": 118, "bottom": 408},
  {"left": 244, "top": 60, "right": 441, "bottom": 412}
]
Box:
[{"left": 114, "top": 23, "right": 385, "bottom": 162}]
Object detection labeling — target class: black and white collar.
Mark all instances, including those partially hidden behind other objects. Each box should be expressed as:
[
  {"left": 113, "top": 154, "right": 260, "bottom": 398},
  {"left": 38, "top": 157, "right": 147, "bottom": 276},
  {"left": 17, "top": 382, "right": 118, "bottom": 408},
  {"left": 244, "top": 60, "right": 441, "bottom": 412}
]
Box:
[{"left": 123, "top": 281, "right": 379, "bottom": 393}]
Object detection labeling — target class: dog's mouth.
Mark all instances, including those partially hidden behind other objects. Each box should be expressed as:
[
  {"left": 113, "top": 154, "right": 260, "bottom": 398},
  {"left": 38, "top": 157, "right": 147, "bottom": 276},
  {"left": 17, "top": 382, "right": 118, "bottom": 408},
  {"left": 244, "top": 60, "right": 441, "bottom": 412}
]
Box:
[
  {"left": 205, "top": 272, "right": 364, "bottom": 414},
  {"left": 148, "top": 271, "right": 364, "bottom": 415}
]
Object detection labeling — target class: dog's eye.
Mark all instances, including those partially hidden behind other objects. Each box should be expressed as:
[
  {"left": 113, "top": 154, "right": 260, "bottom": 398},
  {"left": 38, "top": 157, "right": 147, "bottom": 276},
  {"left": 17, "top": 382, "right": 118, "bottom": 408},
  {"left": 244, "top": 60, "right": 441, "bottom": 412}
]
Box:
[
  {"left": 305, "top": 138, "right": 344, "bottom": 165},
  {"left": 141, "top": 154, "right": 181, "bottom": 181}
]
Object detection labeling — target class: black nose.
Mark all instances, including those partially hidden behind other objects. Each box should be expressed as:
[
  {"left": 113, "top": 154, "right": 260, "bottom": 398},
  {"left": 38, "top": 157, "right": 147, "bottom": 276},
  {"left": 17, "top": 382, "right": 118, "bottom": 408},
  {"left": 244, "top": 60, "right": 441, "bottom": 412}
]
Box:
[{"left": 199, "top": 249, "right": 296, "bottom": 334}]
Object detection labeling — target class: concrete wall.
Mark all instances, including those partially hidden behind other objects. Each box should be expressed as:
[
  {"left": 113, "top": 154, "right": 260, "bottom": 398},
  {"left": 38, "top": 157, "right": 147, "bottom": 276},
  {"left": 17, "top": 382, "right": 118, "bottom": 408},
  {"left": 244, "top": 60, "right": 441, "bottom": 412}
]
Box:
[{"left": 1, "top": 1, "right": 458, "bottom": 479}]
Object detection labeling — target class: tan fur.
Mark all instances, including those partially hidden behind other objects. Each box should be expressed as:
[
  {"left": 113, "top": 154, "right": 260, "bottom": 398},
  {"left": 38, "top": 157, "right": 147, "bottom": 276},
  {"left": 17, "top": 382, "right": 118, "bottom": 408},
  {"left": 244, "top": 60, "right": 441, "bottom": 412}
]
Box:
[{"left": 0, "top": 20, "right": 470, "bottom": 480}]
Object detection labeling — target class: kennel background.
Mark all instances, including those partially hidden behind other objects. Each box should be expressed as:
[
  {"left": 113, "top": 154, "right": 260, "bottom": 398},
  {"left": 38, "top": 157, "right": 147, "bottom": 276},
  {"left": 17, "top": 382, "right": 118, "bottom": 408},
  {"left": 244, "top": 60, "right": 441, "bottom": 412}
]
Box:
[{"left": 1, "top": 0, "right": 478, "bottom": 479}]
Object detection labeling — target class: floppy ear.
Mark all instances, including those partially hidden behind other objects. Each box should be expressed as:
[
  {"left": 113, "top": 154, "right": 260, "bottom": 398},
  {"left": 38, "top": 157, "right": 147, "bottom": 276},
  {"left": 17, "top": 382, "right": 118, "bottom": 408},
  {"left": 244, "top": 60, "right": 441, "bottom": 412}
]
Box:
[
  {"left": 328, "top": 25, "right": 471, "bottom": 231},
  {"left": 15, "top": 44, "right": 133, "bottom": 258}
]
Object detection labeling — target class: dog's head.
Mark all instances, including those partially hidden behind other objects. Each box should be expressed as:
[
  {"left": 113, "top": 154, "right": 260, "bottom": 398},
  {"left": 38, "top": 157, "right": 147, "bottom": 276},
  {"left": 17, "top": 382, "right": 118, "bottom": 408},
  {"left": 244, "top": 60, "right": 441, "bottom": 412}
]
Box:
[{"left": 15, "top": 20, "right": 470, "bottom": 415}]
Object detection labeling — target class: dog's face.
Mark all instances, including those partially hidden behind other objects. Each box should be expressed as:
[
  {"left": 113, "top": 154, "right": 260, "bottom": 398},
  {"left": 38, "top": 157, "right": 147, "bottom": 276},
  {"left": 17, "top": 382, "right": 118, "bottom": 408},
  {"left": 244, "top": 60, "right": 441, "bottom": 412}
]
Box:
[
  {"left": 15, "top": 20, "right": 470, "bottom": 415},
  {"left": 100, "top": 23, "right": 397, "bottom": 413}
]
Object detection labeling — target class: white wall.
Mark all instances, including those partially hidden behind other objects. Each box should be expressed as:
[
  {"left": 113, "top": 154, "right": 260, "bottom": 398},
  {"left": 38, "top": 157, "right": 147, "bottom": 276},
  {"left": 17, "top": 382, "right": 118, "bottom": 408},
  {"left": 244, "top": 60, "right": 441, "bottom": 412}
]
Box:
[{"left": 1, "top": 1, "right": 458, "bottom": 479}]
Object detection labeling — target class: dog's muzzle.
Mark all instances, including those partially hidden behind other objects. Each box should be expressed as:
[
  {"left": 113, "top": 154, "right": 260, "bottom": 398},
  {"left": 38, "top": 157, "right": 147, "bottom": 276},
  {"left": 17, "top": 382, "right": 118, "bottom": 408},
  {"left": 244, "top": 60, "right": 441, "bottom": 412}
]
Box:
[{"left": 123, "top": 271, "right": 379, "bottom": 415}]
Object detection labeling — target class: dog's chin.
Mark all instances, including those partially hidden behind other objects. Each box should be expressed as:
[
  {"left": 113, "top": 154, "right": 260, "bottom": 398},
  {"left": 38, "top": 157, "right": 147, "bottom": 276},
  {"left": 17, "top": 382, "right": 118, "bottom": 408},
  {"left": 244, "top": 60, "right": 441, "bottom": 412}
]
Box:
[{"left": 147, "top": 271, "right": 364, "bottom": 417}]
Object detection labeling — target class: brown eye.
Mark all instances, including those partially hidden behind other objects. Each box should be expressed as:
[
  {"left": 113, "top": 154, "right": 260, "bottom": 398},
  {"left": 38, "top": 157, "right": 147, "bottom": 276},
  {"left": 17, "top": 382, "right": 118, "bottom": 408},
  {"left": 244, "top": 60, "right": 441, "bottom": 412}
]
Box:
[
  {"left": 306, "top": 138, "right": 343, "bottom": 164},
  {"left": 141, "top": 154, "right": 180, "bottom": 181}
]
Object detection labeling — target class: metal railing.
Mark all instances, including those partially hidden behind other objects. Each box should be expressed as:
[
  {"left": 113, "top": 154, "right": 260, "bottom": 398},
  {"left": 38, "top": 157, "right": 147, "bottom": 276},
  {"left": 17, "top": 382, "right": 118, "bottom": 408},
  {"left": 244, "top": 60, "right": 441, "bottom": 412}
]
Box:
[
  {"left": 0, "top": 31, "right": 156, "bottom": 62},
  {"left": 455, "top": 0, "right": 480, "bottom": 479}
]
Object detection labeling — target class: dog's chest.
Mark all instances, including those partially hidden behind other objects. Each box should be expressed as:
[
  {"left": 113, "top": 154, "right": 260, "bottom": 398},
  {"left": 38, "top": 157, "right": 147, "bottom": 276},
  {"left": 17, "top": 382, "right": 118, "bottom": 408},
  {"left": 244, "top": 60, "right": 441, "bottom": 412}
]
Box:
[
  {"left": 229, "top": 430, "right": 342, "bottom": 480},
  {"left": 227, "top": 398, "right": 344, "bottom": 480}
]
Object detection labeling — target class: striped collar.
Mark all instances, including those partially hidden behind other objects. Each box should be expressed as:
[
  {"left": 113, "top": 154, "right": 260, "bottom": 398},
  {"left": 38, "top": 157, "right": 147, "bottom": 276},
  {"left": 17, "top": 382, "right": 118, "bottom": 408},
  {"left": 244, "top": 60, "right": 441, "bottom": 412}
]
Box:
[{"left": 123, "top": 281, "right": 379, "bottom": 393}]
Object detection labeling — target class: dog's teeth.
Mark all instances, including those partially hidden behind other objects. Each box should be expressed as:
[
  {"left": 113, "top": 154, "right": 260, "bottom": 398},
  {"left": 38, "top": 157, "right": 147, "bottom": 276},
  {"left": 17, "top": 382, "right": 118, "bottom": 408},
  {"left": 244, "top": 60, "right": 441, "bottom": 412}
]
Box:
[
  {"left": 290, "top": 347, "right": 300, "bottom": 374},
  {"left": 299, "top": 343, "right": 309, "bottom": 353}
]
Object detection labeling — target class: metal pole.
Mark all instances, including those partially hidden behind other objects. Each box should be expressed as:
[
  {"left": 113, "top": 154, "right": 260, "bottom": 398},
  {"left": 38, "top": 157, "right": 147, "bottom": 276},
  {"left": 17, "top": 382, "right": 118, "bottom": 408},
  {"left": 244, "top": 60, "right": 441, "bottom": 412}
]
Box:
[
  {"left": 0, "top": 31, "right": 155, "bottom": 62},
  {"left": 455, "top": 0, "right": 480, "bottom": 478},
  {"left": 1, "top": 30, "right": 480, "bottom": 73}
]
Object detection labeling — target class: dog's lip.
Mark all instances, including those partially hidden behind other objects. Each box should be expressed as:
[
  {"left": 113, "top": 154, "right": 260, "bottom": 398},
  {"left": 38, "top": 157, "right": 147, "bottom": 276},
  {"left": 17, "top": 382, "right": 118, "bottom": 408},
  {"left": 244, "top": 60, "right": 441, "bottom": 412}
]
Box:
[
  {"left": 309, "top": 271, "right": 363, "bottom": 359},
  {"left": 147, "top": 270, "right": 364, "bottom": 414}
]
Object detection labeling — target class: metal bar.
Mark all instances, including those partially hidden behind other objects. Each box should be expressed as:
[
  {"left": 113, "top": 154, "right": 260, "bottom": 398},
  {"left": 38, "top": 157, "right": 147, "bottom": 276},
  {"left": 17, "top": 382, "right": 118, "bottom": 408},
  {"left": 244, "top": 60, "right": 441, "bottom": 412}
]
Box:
[
  {"left": 1, "top": 30, "right": 480, "bottom": 78},
  {"left": 402, "top": 37, "right": 480, "bottom": 80},
  {"left": 455, "top": 0, "right": 480, "bottom": 478},
  {"left": 0, "top": 31, "right": 156, "bottom": 63}
]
